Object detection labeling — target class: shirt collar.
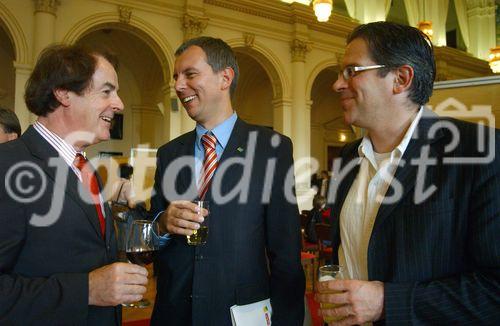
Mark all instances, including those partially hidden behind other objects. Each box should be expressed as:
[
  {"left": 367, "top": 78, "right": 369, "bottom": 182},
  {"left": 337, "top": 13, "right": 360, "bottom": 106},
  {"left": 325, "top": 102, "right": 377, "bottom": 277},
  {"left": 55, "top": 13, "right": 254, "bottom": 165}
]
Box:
[
  {"left": 33, "top": 120, "right": 80, "bottom": 167},
  {"left": 196, "top": 112, "right": 237, "bottom": 150},
  {"left": 358, "top": 106, "right": 423, "bottom": 165}
]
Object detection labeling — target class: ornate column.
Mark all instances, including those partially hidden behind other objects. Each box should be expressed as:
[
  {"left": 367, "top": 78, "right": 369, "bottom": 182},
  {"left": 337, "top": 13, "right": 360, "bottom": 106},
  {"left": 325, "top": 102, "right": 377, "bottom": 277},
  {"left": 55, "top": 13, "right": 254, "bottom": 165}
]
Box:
[
  {"left": 13, "top": 62, "right": 32, "bottom": 131},
  {"left": 290, "top": 37, "right": 313, "bottom": 209},
  {"left": 180, "top": 103, "right": 196, "bottom": 133},
  {"left": 32, "top": 0, "right": 60, "bottom": 60},
  {"left": 466, "top": 0, "right": 496, "bottom": 60},
  {"left": 164, "top": 82, "right": 182, "bottom": 140},
  {"left": 159, "top": 85, "right": 172, "bottom": 142}
]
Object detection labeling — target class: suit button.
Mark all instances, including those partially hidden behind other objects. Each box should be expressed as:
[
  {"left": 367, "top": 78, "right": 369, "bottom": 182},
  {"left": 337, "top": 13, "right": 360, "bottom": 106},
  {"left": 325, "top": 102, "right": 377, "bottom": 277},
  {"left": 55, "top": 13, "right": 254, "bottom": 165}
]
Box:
[{"left": 195, "top": 254, "right": 204, "bottom": 260}]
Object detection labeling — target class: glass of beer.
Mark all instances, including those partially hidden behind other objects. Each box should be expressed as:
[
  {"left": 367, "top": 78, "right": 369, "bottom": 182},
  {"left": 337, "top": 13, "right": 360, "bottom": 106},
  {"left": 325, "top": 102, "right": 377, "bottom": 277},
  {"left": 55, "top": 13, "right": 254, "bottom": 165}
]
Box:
[
  {"left": 318, "top": 264, "right": 344, "bottom": 323},
  {"left": 186, "top": 200, "right": 209, "bottom": 245}
]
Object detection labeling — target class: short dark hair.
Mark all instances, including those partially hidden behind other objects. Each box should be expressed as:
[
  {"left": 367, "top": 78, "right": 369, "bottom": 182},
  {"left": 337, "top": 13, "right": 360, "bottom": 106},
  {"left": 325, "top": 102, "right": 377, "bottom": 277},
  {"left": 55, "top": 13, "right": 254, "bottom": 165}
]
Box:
[
  {"left": 0, "top": 107, "right": 21, "bottom": 137},
  {"left": 313, "top": 195, "right": 326, "bottom": 210},
  {"left": 347, "top": 21, "right": 436, "bottom": 106},
  {"left": 175, "top": 36, "right": 239, "bottom": 97},
  {"left": 119, "top": 163, "right": 134, "bottom": 179},
  {"left": 24, "top": 44, "right": 118, "bottom": 117}
]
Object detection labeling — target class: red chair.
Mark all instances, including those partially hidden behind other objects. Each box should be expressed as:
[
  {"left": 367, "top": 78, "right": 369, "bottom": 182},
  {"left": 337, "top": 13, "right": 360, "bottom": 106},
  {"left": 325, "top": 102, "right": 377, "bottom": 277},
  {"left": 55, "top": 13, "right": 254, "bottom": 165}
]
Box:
[{"left": 301, "top": 251, "right": 317, "bottom": 292}]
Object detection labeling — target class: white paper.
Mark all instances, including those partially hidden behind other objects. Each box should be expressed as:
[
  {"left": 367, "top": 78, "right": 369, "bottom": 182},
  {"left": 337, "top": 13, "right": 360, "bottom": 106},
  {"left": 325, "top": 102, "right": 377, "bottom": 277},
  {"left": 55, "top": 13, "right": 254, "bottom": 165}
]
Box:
[{"left": 230, "top": 298, "right": 272, "bottom": 326}]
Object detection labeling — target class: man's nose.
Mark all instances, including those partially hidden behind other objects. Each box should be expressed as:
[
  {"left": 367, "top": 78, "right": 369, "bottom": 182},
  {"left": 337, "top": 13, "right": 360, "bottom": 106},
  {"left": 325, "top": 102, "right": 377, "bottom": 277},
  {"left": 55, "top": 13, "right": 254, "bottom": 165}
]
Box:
[
  {"left": 113, "top": 95, "right": 124, "bottom": 112},
  {"left": 174, "top": 76, "right": 185, "bottom": 93},
  {"left": 332, "top": 73, "right": 347, "bottom": 93}
]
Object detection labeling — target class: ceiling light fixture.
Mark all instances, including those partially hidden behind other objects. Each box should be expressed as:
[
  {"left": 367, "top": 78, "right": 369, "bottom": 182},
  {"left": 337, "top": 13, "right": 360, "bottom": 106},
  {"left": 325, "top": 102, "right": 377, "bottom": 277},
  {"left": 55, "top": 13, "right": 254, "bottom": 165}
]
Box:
[
  {"left": 417, "top": 20, "right": 433, "bottom": 40},
  {"left": 488, "top": 46, "right": 500, "bottom": 73},
  {"left": 312, "top": 0, "right": 333, "bottom": 22}
]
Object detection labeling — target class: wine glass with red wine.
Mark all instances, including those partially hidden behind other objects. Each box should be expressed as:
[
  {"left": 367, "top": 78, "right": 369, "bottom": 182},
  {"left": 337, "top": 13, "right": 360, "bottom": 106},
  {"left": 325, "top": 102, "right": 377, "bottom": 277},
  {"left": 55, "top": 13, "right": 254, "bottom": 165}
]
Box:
[{"left": 124, "top": 219, "right": 159, "bottom": 308}]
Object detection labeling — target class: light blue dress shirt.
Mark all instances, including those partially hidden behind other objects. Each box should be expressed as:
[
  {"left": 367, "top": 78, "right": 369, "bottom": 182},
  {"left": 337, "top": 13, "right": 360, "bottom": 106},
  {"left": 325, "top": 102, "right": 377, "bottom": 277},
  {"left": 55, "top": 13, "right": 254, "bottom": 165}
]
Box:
[{"left": 154, "top": 112, "right": 238, "bottom": 246}]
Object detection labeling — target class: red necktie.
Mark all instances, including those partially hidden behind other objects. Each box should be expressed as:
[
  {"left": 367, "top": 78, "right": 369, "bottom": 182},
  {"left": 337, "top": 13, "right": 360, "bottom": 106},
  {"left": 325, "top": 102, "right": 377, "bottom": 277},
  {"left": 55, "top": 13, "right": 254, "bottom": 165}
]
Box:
[
  {"left": 198, "top": 133, "right": 218, "bottom": 199},
  {"left": 74, "top": 153, "right": 106, "bottom": 237}
]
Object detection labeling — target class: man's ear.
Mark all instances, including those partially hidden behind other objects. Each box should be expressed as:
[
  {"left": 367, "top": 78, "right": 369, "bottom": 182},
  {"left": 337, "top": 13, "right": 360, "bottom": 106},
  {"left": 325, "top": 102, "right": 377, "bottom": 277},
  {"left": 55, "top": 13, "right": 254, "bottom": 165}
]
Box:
[
  {"left": 393, "top": 65, "right": 414, "bottom": 94},
  {"left": 53, "top": 88, "right": 71, "bottom": 107},
  {"left": 220, "top": 67, "right": 235, "bottom": 92}
]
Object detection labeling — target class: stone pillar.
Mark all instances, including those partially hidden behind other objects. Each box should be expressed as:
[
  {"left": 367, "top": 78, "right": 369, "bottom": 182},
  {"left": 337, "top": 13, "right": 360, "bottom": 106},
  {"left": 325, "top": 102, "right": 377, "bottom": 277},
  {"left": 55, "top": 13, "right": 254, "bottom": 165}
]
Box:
[
  {"left": 272, "top": 97, "right": 293, "bottom": 138},
  {"left": 290, "top": 38, "right": 313, "bottom": 210},
  {"left": 180, "top": 105, "right": 196, "bottom": 133},
  {"left": 159, "top": 85, "right": 172, "bottom": 143},
  {"left": 166, "top": 83, "right": 182, "bottom": 140},
  {"left": 32, "top": 0, "right": 60, "bottom": 60},
  {"left": 466, "top": 0, "right": 496, "bottom": 60},
  {"left": 13, "top": 63, "right": 32, "bottom": 131}
]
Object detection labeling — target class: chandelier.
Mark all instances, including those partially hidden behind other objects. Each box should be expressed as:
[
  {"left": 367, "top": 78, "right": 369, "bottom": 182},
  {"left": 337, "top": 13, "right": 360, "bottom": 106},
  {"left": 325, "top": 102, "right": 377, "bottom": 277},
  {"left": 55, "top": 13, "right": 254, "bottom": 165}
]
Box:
[
  {"left": 312, "top": 0, "right": 333, "bottom": 22},
  {"left": 488, "top": 47, "right": 500, "bottom": 73},
  {"left": 417, "top": 20, "right": 433, "bottom": 40},
  {"left": 281, "top": 0, "right": 333, "bottom": 22}
]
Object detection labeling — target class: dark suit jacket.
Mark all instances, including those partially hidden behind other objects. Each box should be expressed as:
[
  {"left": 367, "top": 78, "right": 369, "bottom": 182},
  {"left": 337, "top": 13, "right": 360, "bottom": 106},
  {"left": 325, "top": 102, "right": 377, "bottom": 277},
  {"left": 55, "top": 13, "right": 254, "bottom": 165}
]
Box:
[
  {"left": 328, "top": 111, "right": 500, "bottom": 324},
  {"left": 0, "top": 126, "right": 119, "bottom": 325},
  {"left": 150, "top": 118, "right": 305, "bottom": 326}
]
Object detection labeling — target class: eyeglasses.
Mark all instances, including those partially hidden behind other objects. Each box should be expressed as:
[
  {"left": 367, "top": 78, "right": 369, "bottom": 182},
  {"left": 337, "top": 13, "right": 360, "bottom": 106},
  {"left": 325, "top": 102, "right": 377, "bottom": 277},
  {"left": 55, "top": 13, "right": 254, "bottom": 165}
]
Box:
[{"left": 338, "top": 64, "right": 386, "bottom": 81}]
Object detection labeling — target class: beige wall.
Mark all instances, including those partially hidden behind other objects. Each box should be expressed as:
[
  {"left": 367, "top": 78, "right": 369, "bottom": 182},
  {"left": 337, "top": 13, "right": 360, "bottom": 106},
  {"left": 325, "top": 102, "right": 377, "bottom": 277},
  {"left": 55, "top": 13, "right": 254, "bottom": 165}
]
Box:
[{"left": 430, "top": 78, "right": 500, "bottom": 129}]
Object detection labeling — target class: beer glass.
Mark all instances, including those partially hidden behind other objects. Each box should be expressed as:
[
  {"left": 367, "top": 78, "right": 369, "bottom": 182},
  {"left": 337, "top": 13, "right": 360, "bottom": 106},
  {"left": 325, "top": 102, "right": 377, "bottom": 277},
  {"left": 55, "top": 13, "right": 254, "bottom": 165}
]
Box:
[
  {"left": 186, "top": 201, "right": 209, "bottom": 245},
  {"left": 318, "top": 264, "right": 344, "bottom": 323}
]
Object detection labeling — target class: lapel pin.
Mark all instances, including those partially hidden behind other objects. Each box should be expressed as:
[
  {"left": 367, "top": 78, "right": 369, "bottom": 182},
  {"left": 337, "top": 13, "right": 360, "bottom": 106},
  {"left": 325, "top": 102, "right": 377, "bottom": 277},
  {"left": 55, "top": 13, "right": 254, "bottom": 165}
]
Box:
[{"left": 237, "top": 147, "right": 244, "bottom": 153}]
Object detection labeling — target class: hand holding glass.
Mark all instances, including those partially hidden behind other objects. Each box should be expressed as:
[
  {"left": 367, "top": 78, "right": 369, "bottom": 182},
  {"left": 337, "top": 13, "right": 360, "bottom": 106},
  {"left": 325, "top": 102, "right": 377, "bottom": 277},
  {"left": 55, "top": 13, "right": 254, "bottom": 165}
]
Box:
[
  {"left": 186, "top": 201, "right": 209, "bottom": 245},
  {"left": 318, "top": 264, "right": 345, "bottom": 323},
  {"left": 124, "top": 220, "right": 159, "bottom": 307}
]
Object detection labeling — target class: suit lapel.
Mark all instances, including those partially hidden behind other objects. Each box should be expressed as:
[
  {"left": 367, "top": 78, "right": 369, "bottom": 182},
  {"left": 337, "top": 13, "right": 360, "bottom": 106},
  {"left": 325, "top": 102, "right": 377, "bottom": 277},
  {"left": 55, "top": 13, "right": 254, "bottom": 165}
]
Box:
[
  {"left": 205, "top": 118, "right": 248, "bottom": 200},
  {"left": 22, "top": 126, "right": 104, "bottom": 239},
  {"left": 217, "top": 118, "right": 248, "bottom": 165},
  {"left": 177, "top": 130, "right": 197, "bottom": 197},
  {"left": 372, "top": 111, "right": 444, "bottom": 233},
  {"left": 331, "top": 143, "right": 361, "bottom": 212}
]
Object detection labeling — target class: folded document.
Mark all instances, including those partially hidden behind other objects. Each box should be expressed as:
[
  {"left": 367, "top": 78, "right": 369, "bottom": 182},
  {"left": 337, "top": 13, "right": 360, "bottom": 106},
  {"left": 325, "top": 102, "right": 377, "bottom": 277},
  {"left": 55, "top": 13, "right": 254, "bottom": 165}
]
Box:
[{"left": 230, "top": 298, "right": 272, "bottom": 326}]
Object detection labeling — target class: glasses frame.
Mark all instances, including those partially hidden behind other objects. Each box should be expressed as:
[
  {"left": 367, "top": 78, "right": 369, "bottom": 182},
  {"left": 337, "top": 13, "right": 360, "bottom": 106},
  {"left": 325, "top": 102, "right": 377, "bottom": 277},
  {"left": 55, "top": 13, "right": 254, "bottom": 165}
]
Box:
[{"left": 339, "top": 64, "right": 386, "bottom": 81}]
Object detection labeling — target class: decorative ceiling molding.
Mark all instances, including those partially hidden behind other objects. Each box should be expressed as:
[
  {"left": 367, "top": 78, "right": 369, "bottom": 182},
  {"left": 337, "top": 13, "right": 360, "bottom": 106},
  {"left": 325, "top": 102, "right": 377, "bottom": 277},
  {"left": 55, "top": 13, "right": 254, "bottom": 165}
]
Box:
[
  {"left": 291, "top": 38, "right": 312, "bottom": 62},
  {"left": 434, "top": 46, "right": 492, "bottom": 81},
  {"left": 118, "top": 6, "right": 133, "bottom": 24},
  {"left": 33, "top": 0, "right": 60, "bottom": 15},
  {"left": 204, "top": 0, "right": 356, "bottom": 38},
  {"left": 244, "top": 33, "right": 255, "bottom": 47},
  {"left": 182, "top": 13, "right": 209, "bottom": 40},
  {"left": 98, "top": 0, "right": 183, "bottom": 18}
]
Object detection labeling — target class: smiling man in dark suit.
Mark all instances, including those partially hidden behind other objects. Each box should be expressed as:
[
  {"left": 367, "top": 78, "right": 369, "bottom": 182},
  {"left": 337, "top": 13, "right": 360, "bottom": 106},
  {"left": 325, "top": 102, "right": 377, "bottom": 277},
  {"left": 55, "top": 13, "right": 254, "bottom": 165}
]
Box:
[
  {"left": 150, "top": 37, "right": 305, "bottom": 325},
  {"left": 317, "top": 22, "right": 499, "bottom": 324},
  {"left": 0, "top": 44, "right": 148, "bottom": 325}
]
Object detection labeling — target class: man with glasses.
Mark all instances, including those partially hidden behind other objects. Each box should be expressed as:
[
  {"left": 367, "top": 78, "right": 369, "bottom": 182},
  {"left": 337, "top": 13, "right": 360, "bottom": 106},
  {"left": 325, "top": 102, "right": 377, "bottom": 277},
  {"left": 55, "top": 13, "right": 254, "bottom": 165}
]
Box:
[{"left": 317, "top": 22, "right": 499, "bottom": 324}]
